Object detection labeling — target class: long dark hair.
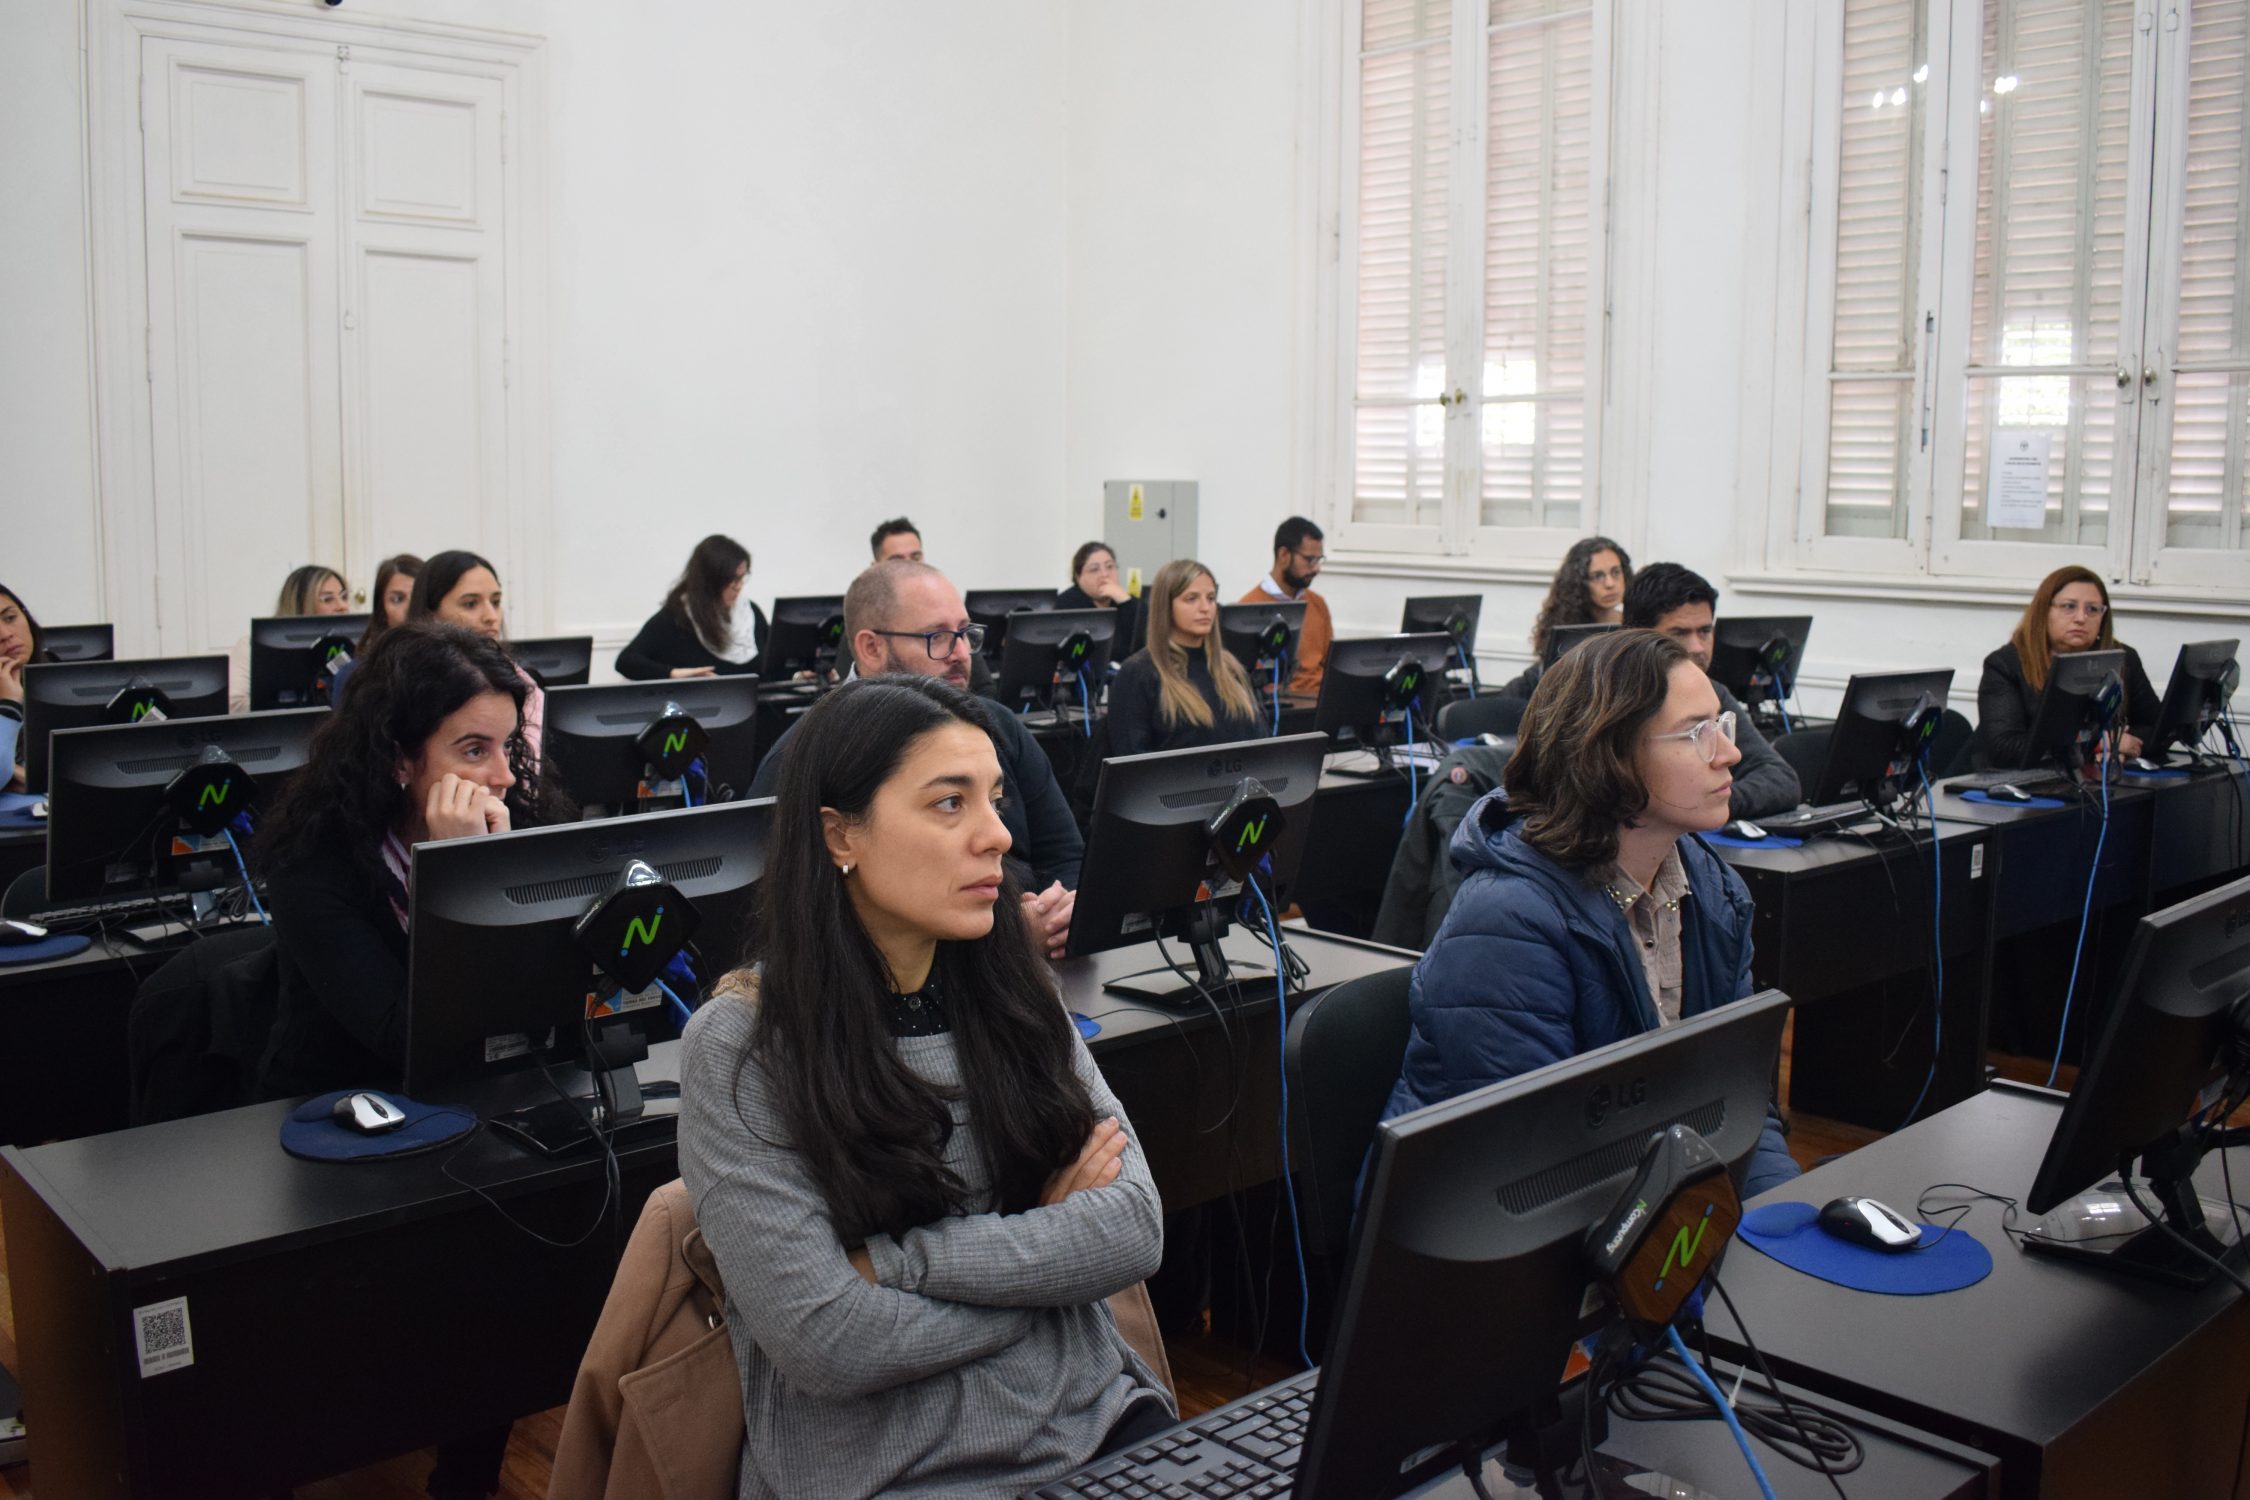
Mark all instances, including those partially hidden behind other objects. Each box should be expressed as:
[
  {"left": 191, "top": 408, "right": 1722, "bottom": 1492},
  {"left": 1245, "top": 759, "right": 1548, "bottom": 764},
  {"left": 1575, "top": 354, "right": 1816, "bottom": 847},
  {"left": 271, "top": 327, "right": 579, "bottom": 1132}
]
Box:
[
  {"left": 357, "top": 552, "right": 424, "bottom": 655},
  {"left": 1505, "top": 628, "right": 1689, "bottom": 871},
  {"left": 259, "top": 623, "right": 569, "bottom": 881},
  {"left": 1530, "top": 536, "right": 1632, "bottom": 658},
  {"left": 407, "top": 550, "right": 501, "bottom": 630},
  {"left": 731, "top": 674, "right": 1094, "bottom": 1243},
  {"left": 664, "top": 534, "right": 750, "bottom": 655},
  {"left": 0, "top": 584, "right": 47, "bottom": 663}
]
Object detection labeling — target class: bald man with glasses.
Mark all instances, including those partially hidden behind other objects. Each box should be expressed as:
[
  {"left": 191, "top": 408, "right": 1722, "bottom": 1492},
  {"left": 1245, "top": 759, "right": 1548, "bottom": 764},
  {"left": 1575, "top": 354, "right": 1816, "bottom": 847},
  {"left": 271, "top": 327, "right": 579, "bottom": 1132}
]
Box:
[{"left": 749, "top": 561, "right": 1084, "bottom": 954}]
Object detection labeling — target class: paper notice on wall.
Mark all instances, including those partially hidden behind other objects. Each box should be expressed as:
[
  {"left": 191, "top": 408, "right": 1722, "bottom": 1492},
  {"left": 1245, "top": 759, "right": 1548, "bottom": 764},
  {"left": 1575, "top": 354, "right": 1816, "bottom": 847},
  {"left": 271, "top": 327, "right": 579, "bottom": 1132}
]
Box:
[
  {"left": 1985, "top": 430, "right": 2054, "bottom": 530},
  {"left": 1126, "top": 567, "right": 1142, "bottom": 597},
  {"left": 1128, "top": 484, "right": 1145, "bottom": 522}
]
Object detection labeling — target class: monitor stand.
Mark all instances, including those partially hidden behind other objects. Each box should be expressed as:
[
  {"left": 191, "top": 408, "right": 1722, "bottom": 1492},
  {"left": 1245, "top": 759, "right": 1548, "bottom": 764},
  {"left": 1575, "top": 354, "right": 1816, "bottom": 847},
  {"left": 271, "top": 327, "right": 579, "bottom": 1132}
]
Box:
[
  {"left": 1101, "top": 912, "right": 1275, "bottom": 1011},
  {"left": 2021, "top": 1134, "right": 2248, "bottom": 1288},
  {"left": 485, "top": 1016, "right": 682, "bottom": 1156}
]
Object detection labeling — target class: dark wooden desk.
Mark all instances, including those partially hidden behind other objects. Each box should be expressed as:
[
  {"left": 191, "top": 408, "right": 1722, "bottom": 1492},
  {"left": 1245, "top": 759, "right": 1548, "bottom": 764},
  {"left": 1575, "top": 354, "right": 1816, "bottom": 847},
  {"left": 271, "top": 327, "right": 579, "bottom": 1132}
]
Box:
[
  {"left": 1706, "top": 1084, "right": 2250, "bottom": 1500},
  {"left": 1715, "top": 820, "right": 1993, "bottom": 1128},
  {"left": 0, "top": 823, "right": 43, "bottom": 892},
  {"left": 0, "top": 920, "right": 222, "bottom": 1148},
  {"left": 1, "top": 929, "right": 1413, "bottom": 1497},
  {"left": 1294, "top": 755, "right": 1415, "bottom": 936}
]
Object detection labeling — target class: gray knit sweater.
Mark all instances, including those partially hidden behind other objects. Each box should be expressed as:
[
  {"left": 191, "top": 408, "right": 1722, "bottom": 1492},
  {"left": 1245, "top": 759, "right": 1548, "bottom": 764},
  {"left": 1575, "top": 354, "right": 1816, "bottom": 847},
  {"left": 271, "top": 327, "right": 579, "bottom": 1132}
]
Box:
[{"left": 679, "top": 993, "right": 1170, "bottom": 1499}]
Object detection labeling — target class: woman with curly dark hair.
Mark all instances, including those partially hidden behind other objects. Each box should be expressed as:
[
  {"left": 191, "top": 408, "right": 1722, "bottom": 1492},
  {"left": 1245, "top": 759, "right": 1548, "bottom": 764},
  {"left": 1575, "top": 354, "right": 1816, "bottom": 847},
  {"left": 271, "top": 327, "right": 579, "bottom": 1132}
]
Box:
[
  {"left": 1491, "top": 537, "right": 1632, "bottom": 701},
  {"left": 256, "top": 622, "right": 572, "bottom": 1102}
]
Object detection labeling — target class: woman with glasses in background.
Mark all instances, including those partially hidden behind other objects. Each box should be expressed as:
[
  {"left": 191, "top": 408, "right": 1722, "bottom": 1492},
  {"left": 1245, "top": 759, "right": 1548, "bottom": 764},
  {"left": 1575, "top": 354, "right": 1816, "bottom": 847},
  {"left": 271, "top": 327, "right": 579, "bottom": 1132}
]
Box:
[
  {"left": 1376, "top": 627, "right": 1799, "bottom": 1198},
  {"left": 1974, "top": 565, "right": 2161, "bottom": 771}
]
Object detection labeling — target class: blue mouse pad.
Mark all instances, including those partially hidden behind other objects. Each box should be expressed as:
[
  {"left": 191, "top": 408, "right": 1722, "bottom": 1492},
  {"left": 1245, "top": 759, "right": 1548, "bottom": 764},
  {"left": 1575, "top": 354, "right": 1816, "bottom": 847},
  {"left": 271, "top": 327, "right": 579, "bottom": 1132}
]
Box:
[
  {"left": 1705, "top": 833, "right": 1805, "bottom": 850},
  {"left": 0, "top": 933, "right": 92, "bottom": 965},
  {"left": 1739, "top": 1201, "right": 1992, "bottom": 1295},
  {"left": 0, "top": 792, "right": 43, "bottom": 826},
  {"left": 1072, "top": 1012, "right": 1102, "bottom": 1040},
  {"left": 2120, "top": 766, "right": 2190, "bottom": 780},
  {"left": 1960, "top": 788, "right": 2067, "bottom": 810},
  {"left": 280, "top": 1089, "right": 479, "bottom": 1163}
]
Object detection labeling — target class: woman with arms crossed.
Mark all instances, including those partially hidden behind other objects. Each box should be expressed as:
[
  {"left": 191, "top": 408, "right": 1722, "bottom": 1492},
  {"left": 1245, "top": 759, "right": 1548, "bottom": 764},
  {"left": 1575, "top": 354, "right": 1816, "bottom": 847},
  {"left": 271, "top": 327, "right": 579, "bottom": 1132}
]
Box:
[{"left": 681, "top": 674, "right": 1170, "bottom": 1498}]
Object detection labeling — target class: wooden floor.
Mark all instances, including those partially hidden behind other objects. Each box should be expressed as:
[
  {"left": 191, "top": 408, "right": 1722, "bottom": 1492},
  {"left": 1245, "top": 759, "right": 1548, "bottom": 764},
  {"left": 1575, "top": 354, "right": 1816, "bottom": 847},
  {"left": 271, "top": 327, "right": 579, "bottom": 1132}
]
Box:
[{"left": 0, "top": 1025, "right": 2162, "bottom": 1499}]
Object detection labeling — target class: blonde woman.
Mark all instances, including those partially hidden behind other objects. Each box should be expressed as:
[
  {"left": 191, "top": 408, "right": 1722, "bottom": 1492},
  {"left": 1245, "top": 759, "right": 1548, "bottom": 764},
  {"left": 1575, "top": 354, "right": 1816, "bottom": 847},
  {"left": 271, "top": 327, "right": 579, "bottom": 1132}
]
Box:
[{"left": 1104, "top": 559, "right": 1263, "bottom": 757}]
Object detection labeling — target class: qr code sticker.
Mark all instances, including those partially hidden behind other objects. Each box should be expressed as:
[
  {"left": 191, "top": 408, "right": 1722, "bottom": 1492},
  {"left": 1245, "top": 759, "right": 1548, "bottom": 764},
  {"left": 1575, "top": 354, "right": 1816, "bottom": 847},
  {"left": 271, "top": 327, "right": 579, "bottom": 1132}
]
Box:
[{"left": 133, "top": 1296, "right": 194, "bottom": 1377}]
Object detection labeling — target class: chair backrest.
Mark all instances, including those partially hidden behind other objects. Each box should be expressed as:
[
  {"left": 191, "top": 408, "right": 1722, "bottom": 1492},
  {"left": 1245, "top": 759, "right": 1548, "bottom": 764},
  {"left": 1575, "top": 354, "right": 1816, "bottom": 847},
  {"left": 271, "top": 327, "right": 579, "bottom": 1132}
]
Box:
[
  {"left": 1284, "top": 963, "right": 1416, "bottom": 1261},
  {"left": 1, "top": 867, "right": 43, "bottom": 921},
  {"left": 1436, "top": 693, "right": 1525, "bottom": 741},
  {"left": 1773, "top": 726, "right": 1831, "bottom": 789},
  {"left": 1930, "top": 707, "right": 1975, "bottom": 779}
]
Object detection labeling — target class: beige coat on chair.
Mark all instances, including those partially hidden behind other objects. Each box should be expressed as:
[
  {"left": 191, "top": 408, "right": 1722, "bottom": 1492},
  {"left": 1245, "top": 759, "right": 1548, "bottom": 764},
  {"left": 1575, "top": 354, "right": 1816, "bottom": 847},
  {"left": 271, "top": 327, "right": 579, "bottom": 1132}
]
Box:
[{"left": 549, "top": 1179, "right": 1176, "bottom": 1500}]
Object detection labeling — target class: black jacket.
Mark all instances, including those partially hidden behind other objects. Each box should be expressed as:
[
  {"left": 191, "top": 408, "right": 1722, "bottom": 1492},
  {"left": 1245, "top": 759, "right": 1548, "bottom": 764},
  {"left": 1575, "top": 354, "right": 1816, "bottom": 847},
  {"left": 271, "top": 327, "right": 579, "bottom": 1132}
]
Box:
[
  {"left": 1371, "top": 742, "right": 1514, "bottom": 949},
  {"left": 1974, "top": 641, "right": 2160, "bottom": 771},
  {"left": 1105, "top": 649, "right": 1263, "bottom": 759},
  {"left": 1054, "top": 586, "right": 1145, "bottom": 656},
  {"left": 257, "top": 843, "right": 410, "bottom": 1099},
  {"left": 616, "top": 604, "right": 769, "bottom": 681},
  {"left": 748, "top": 698, "right": 1084, "bottom": 891}
]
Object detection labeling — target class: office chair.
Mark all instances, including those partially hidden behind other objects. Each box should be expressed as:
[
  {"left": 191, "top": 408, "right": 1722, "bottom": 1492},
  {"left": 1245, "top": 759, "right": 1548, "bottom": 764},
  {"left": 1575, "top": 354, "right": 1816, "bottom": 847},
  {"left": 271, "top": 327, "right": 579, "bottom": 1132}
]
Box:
[
  {"left": 1, "top": 867, "right": 43, "bottom": 921},
  {"left": 1436, "top": 694, "right": 1525, "bottom": 741},
  {"left": 1774, "top": 726, "right": 1830, "bottom": 790},
  {"left": 1283, "top": 963, "right": 1415, "bottom": 1261}
]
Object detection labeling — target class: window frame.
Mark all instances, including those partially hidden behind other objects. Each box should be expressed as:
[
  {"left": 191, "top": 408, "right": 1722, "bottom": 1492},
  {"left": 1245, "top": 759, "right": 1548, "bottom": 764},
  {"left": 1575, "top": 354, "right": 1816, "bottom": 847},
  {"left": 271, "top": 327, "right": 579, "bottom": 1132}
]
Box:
[
  {"left": 1759, "top": 0, "right": 2250, "bottom": 607},
  {"left": 1313, "top": 0, "right": 1625, "bottom": 575}
]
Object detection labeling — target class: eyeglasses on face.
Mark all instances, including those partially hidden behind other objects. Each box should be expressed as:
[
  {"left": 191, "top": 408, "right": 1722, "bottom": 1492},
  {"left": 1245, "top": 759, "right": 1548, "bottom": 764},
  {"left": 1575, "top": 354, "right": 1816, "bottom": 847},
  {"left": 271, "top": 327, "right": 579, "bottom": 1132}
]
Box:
[
  {"left": 1649, "top": 711, "right": 1738, "bottom": 763},
  {"left": 2050, "top": 598, "right": 2107, "bottom": 619},
  {"left": 1290, "top": 550, "right": 1325, "bottom": 570},
  {"left": 873, "top": 624, "right": 987, "bottom": 660}
]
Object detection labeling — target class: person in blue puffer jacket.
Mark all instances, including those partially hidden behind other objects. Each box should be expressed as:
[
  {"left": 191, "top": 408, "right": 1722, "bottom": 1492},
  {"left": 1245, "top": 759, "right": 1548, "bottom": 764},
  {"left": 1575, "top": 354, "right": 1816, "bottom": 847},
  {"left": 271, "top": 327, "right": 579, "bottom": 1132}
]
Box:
[{"left": 1380, "top": 627, "right": 1801, "bottom": 1199}]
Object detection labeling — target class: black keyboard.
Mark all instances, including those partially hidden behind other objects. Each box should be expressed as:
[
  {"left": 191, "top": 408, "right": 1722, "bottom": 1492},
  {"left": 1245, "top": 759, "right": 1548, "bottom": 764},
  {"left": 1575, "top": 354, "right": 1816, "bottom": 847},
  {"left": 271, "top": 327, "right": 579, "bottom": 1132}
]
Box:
[
  {"left": 1753, "top": 799, "right": 1871, "bottom": 833},
  {"left": 1028, "top": 1371, "right": 1318, "bottom": 1499}
]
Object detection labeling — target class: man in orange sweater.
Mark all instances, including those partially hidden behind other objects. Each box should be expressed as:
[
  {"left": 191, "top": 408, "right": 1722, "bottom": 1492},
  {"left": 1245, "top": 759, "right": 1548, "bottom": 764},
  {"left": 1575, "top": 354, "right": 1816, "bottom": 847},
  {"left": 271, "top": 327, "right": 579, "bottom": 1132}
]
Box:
[{"left": 1239, "top": 515, "right": 1333, "bottom": 696}]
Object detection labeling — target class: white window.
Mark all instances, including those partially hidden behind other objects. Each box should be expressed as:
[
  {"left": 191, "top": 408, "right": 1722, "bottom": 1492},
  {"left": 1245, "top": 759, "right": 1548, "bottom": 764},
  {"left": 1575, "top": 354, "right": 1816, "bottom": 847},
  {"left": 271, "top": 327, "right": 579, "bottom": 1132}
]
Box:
[
  {"left": 1332, "top": 0, "right": 1610, "bottom": 563},
  {"left": 1793, "top": 0, "right": 2250, "bottom": 593}
]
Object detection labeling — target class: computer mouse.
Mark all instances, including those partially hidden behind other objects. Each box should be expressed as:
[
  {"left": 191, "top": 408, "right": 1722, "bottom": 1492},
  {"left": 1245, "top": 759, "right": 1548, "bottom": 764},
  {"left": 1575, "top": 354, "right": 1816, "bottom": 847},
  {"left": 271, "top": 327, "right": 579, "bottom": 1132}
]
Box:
[
  {"left": 1817, "top": 1196, "right": 1923, "bottom": 1252},
  {"left": 1724, "top": 820, "right": 1769, "bottom": 841},
  {"left": 2124, "top": 756, "right": 2165, "bottom": 773},
  {"left": 331, "top": 1091, "right": 408, "bottom": 1135},
  {"left": 1986, "top": 784, "right": 2036, "bottom": 804},
  {"left": 0, "top": 917, "right": 48, "bottom": 946}
]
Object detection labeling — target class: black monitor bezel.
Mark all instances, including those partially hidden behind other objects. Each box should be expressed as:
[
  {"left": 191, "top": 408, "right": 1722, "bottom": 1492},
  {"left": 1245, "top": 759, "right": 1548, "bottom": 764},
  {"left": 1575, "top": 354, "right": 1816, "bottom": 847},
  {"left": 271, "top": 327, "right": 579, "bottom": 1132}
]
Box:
[
  {"left": 402, "top": 798, "right": 774, "bottom": 1095},
  {"left": 2022, "top": 648, "right": 2127, "bottom": 778},
  {"left": 1313, "top": 633, "right": 1456, "bottom": 746},
  {"left": 22, "top": 654, "right": 231, "bottom": 794},
  {"left": 1810, "top": 667, "right": 1955, "bottom": 805},
  {"left": 2146, "top": 640, "right": 2240, "bottom": 761},
  {"left": 247, "top": 614, "right": 373, "bottom": 712},
  {"left": 992, "top": 607, "right": 1119, "bottom": 714},
  {"left": 1706, "top": 615, "right": 1814, "bottom": 706},
  {"left": 542, "top": 678, "right": 761, "bottom": 811},
  {"left": 1542, "top": 621, "right": 1620, "bottom": 668},
  {"left": 1295, "top": 988, "right": 1795, "bottom": 1498},
  {"left": 1218, "top": 601, "right": 1309, "bottom": 683},
  {"left": 508, "top": 635, "right": 595, "bottom": 688},
  {"left": 42, "top": 624, "right": 116, "bottom": 663},
  {"left": 765, "top": 596, "right": 846, "bottom": 676}
]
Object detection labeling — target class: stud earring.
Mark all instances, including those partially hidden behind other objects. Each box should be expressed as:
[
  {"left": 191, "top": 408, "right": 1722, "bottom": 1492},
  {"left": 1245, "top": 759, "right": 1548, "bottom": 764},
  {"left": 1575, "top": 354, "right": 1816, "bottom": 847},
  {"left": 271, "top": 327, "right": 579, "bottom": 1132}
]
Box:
[{"left": 840, "top": 863, "right": 855, "bottom": 877}]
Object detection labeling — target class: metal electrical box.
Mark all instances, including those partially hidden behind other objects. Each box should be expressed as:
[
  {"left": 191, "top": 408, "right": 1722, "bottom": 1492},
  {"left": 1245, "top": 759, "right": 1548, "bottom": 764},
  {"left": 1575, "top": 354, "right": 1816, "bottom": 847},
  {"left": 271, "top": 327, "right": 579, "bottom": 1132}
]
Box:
[{"left": 1101, "top": 480, "right": 1199, "bottom": 600}]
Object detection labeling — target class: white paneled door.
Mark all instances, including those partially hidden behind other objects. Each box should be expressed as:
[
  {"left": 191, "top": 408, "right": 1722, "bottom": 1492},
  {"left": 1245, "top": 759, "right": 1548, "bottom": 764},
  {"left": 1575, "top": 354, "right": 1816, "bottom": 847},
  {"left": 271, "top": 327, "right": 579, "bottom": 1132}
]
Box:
[{"left": 140, "top": 35, "right": 516, "bottom": 656}]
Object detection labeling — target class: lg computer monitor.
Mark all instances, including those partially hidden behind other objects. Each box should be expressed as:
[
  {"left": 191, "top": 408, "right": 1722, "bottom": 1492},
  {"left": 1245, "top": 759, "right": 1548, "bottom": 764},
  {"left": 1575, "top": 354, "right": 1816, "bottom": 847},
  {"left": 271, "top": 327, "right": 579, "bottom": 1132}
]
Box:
[
  {"left": 1542, "top": 621, "right": 1619, "bottom": 667},
  {"left": 42, "top": 708, "right": 325, "bottom": 909},
  {"left": 509, "top": 635, "right": 594, "bottom": 688},
  {"left": 2145, "top": 640, "right": 2240, "bottom": 762},
  {"left": 1707, "top": 616, "right": 1812, "bottom": 712},
  {"left": 1810, "top": 667, "right": 1954, "bottom": 806},
  {"left": 2022, "top": 648, "right": 2128, "bottom": 778},
  {"left": 993, "top": 607, "right": 1118, "bottom": 718},
  {"left": 1068, "top": 733, "right": 1327, "bottom": 1005},
  {"left": 2022, "top": 874, "right": 2250, "bottom": 1286},
  {"left": 22, "top": 655, "right": 229, "bottom": 794},
  {"left": 963, "top": 590, "right": 1057, "bottom": 661},
  {"left": 43, "top": 624, "right": 115, "bottom": 663},
  {"left": 1293, "top": 989, "right": 1795, "bottom": 1499},
  {"left": 1401, "top": 595, "right": 1482, "bottom": 663},
  {"left": 1219, "top": 602, "right": 1308, "bottom": 691},
  {"left": 402, "top": 798, "right": 773, "bottom": 1096},
  {"left": 543, "top": 678, "right": 760, "bottom": 813},
  {"left": 766, "top": 596, "right": 846, "bottom": 677},
  {"left": 1314, "top": 633, "right": 1454, "bottom": 753},
  {"left": 247, "top": 614, "right": 371, "bottom": 712}
]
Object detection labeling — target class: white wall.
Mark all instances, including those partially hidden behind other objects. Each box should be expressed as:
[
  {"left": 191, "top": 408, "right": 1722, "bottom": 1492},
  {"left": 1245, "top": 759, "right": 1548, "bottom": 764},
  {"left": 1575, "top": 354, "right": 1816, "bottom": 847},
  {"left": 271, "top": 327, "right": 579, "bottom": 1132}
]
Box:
[
  {"left": 7, "top": 0, "right": 2239, "bottom": 709},
  {"left": 0, "top": 0, "right": 103, "bottom": 625},
  {"left": 2, "top": 0, "right": 1071, "bottom": 659}
]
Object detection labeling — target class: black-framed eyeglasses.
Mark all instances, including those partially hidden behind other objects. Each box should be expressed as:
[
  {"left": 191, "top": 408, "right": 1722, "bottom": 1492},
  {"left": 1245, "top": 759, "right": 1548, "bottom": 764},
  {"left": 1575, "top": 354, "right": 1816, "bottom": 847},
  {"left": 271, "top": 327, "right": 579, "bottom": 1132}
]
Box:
[
  {"left": 873, "top": 625, "right": 987, "bottom": 660},
  {"left": 1290, "top": 549, "right": 1326, "bottom": 570}
]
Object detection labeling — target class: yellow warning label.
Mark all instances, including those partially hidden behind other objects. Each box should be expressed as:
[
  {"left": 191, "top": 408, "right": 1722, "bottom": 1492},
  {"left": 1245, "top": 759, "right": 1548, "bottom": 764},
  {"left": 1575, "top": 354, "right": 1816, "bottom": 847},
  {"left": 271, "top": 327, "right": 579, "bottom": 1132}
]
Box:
[
  {"left": 1128, "top": 484, "right": 1145, "bottom": 522},
  {"left": 1126, "top": 567, "right": 1142, "bottom": 597}
]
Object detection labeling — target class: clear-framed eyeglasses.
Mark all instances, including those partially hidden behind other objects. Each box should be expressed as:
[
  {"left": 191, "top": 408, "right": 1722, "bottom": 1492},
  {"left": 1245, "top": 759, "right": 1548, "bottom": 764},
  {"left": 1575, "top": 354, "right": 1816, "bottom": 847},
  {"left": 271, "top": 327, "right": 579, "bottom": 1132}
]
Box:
[
  {"left": 1650, "top": 711, "right": 1737, "bottom": 764},
  {"left": 873, "top": 624, "right": 987, "bottom": 660}
]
